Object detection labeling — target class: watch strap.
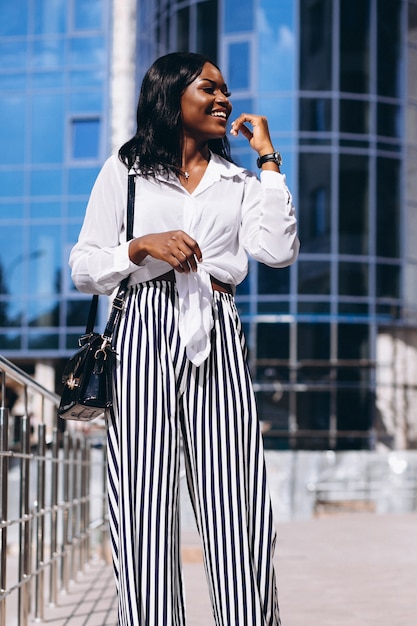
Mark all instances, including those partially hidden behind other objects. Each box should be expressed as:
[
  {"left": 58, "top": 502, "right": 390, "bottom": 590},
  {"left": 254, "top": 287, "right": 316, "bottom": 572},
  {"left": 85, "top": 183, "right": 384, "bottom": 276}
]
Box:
[{"left": 256, "top": 151, "right": 282, "bottom": 168}]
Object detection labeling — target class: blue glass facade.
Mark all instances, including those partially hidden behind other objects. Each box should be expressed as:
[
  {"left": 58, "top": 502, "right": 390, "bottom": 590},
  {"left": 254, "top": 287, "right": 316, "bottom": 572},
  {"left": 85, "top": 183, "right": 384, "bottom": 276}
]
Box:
[
  {"left": 0, "top": 0, "right": 110, "bottom": 357},
  {"left": 1, "top": 0, "right": 416, "bottom": 449},
  {"left": 135, "top": 0, "right": 417, "bottom": 450}
]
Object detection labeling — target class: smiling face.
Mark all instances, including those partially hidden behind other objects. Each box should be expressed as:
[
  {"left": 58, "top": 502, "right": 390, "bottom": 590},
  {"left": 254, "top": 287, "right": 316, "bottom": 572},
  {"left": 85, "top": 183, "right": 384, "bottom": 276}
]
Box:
[{"left": 180, "top": 62, "right": 232, "bottom": 144}]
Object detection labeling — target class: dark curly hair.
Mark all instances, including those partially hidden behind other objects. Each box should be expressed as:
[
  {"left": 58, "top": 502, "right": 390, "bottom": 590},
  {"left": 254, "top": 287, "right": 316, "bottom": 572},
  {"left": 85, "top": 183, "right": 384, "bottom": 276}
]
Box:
[{"left": 118, "top": 52, "right": 232, "bottom": 176}]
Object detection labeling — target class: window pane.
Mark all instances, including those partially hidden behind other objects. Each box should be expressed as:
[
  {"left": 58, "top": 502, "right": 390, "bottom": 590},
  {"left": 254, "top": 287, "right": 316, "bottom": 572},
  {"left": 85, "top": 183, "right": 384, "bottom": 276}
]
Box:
[
  {"left": 73, "top": 0, "right": 102, "bottom": 30},
  {"left": 258, "top": 265, "right": 290, "bottom": 295},
  {"left": 257, "top": 388, "right": 290, "bottom": 450},
  {"left": 66, "top": 300, "right": 91, "bottom": 326},
  {"left": 176, "top": 7, "right": 189, "bottom": 52},
  {"left": 340, "top": 0, "right": 370, "bottom": 93},
  {"left": 377, "top": 0, "right": 402, "bottom": 98},
  {"left": 377, "top": 103, "right": 401, "bottom": 139},
  {"left": 70, "top": 70, "right": 103, "bottom": 88},
  {"left": 31, "top": 94, "right": 64, "bottom": 163},
  {"left": 0, "top": 39, "right": 27, "bottom": 69},
  {"left": 71, "top": 118, "right": 100, "bottom": 159},
  {"left": 0, "top": 201, "right": 23, "bottom": 218},
  {"left": 34, "top": 0, "right": 66, "bottom": 34},
  {"left": 0, "top": 96, "right": 26, "bottom": 164},
  {"left": 228, "top": 42, "right": 250, "bottom": 90},
  {"left": 299, "top": 97, "right": 331, "bottom": 132},
  {"left": 0, "top": 0, "right": 28, "bottom": 35},
  {"left": 0, "top": 73, "right": 26, "bottom": 90},
  {"left": 224, "top": 0, "right": 253, "bottom": 33},
  {"left": 338, "top": 323, "right": 369, "bottom": 360},
  {"left": 338, "top": 302, "right": 368, "bottom": 316},
  {"left": 32, "top": 71, "right": 65, "bottom": 89},
  {"left": 261, "top": 97, "right": 294, "bottom": 133},
  {"left": 70, "top": 92, "right": 102, "bottom": 113},
  {"left": 0, "top": 332, "right": 21, "bottom": 350},
  {"left": 339, "top": 262, "right": 368, "bottom": 297},
  {"left": 28, "top": 225, "right": 61, "bottom": 295},
  {"left": 297, "top": 392, "right": 331, "bottom": 449},
  {"left": 258, "top": 301, "right": 289, "bottom": 315},
  {"left": 28, "top": 332, "right": 59, "bottom": 350},
  {"left": 299, "top": 0, "right": 332, "bottom": 90},
  {"left": 298, "top": 301, "right": 330, "bottom": 315},
  {"left": 32, "top": 38, "right": 66, "bottom": 69},
  {"left": 257, "top": 322, "right": 290, "bottom": 360},
  {"left": 28, "top": 299, "right": 59, "bottom": 327},
  {"left": 30, "top": 201, "right": 62, "bottom": 218},
  {"left": 259, "top": 0, "right": 295, "bottom": 92},
  {"left": 336, "top": 389, "right": 373, "bottom": 450},
  {"left": 340, "top": 99, "right": 369, "bottom": 134},
  {"left": 297, "top": 323, "right": 330, "bottom": 360},
  {"left": 376, "top": 263, "right": 400, "bottom": 299},
  {"left": 69, "top": 37, "right": 105, "bottom": 66},
  {"left": 376, "top": 158, "right": 400, "bottom": 258},
  {"left": 31, "top": 169, "right": 63, "bottom": 196},
  {"left": 298, "top": 261, "right": 330, "bottom": 295},
  {"left": 0, "top": 171, "right": 23, "bottom": 197},
  {"left": 0, "top": 226, "right": 24, "bottom": 298},
  {"left": 197, "top": 0, "right": 217, "bottom": 61},
  {"left": 299, "top": 153, "right": 331, "bottom": 253},
  {"left": 339, "top": 155, "right": 369, "bottom": 255}
]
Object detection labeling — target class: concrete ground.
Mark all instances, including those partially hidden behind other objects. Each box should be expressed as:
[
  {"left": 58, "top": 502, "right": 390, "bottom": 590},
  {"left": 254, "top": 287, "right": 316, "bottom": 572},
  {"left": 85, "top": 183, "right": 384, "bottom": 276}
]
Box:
[{"left": 12, "top": 511, "right": 416, "bottom": 626}]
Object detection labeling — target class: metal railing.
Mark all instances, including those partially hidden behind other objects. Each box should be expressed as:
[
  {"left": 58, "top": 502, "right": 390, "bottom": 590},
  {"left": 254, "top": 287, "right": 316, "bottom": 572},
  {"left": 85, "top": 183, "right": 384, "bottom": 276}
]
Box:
[{"left": 0, "top": 356, "right": 109, "bottom": 626}]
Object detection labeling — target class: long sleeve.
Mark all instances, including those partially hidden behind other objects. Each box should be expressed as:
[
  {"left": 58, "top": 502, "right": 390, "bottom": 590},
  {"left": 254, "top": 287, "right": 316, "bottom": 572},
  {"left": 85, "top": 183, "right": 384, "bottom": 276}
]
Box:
[
  {"left": 69, "top": 156, "right": 139, "bottom": 295},
  {"left": 241, "top": 170, "right": 300, "bottom": 267}
]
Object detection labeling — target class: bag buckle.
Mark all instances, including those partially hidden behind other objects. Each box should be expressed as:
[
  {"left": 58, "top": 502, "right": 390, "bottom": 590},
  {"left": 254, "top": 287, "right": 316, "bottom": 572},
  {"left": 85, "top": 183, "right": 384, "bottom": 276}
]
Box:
[
  {"left": 94, "top": 337, "right": 111, "bottom": 367},
  {"left": 112, "top": 296, "right": 125, "bottom": 311}
]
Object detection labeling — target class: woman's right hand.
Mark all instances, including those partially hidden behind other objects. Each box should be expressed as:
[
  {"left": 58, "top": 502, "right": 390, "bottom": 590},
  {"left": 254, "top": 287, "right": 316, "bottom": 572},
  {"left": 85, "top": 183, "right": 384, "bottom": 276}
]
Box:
[{"left": 128, "top": 230, "right": 202, "bottom": 273}]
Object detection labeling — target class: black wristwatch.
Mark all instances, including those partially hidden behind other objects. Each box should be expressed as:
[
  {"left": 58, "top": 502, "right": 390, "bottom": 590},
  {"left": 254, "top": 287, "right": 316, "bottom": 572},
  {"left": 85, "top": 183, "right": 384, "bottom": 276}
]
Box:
[{"left": 256, "top": 151, "right": 283, "bottom": 168}]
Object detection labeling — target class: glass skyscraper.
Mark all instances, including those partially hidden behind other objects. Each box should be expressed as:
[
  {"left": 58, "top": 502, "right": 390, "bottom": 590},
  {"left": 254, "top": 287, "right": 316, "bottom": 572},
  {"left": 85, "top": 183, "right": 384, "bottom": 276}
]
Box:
[
  {"left": 1, "top": 0, "right": 416, "bottom": 451},
  {"left": 0, "top": 0, "right": 111, "bottom": 360}
]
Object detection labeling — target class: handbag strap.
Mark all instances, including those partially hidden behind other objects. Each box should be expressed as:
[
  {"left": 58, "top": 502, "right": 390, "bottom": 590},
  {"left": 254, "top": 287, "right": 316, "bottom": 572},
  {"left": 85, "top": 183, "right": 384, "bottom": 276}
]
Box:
[{"left": 84, "top": 173, "right": 136, "bottom": 339}]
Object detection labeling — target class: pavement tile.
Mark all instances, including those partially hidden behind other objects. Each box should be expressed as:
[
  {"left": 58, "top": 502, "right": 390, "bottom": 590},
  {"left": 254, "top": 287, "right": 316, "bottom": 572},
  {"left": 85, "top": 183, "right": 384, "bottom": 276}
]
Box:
[{"left": 19, "top": 512, "right": 417, "bottom": 626}]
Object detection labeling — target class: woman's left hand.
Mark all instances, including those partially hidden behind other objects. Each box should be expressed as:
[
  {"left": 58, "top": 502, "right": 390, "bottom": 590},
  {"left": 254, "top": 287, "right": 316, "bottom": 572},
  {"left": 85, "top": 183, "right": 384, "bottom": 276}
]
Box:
[{"left": 230, "top": 113, "right": 274, "bottom": 156}]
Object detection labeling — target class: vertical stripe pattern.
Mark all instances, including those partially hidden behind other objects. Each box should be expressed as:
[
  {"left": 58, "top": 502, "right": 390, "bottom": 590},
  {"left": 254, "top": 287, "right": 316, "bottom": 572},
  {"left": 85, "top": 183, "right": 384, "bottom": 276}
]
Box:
[{"left": 107, "top": 280, "right": 280, "bottom": 626}]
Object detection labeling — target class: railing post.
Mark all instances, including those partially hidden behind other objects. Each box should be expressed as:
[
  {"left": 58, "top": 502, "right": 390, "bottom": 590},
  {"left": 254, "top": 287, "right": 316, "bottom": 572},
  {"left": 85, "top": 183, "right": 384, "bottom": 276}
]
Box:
[
  {"left": 61, "top": 431, "right": 70, "bottom": 593},
  {"left": 49, "top": 427, "right": 59, "bottom": 606},
  {"left": 71, "top": 437, "right": 80, "bottom": 582},
  {"left": 34, "top": 422, "right": 46, "bottom": 621},
  {"left": 18, "top": 405, "right": 31, "bottom": 626},
  {"left": 80, "top": 438, "right": 90, "bottom": 569},
  {"left": 0, "top": 397, "right": 9, "bottom": 626}
]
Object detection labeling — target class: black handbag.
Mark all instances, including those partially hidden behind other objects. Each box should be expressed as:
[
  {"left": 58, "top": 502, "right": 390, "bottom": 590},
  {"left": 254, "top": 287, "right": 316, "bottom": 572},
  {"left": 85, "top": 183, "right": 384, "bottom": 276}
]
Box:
[{"left": 58, "top": 174, "right": 136, "bottom": 421}]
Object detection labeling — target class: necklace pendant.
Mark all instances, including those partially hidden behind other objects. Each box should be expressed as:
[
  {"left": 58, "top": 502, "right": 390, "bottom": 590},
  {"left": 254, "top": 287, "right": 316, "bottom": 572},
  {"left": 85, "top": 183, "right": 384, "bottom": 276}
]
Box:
[{"left": 184, "top": 171, "right": 190, "bottom": 180}]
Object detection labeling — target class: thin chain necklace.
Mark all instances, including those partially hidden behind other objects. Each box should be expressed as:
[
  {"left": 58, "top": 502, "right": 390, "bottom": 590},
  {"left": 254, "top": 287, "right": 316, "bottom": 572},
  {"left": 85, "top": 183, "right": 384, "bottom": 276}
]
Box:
[{"left": 181, "top": 153, "right": 210, "bottom": 183}]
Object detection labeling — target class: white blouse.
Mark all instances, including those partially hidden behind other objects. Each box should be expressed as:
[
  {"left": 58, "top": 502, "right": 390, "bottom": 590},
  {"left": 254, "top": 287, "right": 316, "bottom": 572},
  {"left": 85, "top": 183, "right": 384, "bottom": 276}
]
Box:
[{"left": 69, "top": 152, "right": 299, "bottom": 365}]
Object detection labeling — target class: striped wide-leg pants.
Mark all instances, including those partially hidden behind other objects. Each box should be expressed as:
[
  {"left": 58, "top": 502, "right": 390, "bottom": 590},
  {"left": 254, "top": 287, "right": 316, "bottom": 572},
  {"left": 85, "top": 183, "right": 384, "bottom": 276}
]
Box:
[{"left": 107, "top": 280, "right": 281, "bottom": 626}]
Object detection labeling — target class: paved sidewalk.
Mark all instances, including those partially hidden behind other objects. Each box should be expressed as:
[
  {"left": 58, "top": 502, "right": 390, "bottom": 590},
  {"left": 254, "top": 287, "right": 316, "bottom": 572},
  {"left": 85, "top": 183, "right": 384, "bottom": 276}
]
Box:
[{"left": 26, "top": 512, "right": 417, "bottom": 625}]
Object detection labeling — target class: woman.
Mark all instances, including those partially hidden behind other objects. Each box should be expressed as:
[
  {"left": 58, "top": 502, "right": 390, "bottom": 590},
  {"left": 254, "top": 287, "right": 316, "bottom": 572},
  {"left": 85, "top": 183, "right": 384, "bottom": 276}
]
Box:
[{"left": 70, "top": 52, "right": 299, "bottom": 626}]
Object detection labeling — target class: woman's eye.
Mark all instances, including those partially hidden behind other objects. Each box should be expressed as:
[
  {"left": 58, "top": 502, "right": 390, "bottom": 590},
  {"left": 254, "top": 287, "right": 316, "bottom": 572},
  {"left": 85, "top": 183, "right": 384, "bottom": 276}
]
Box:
[{"left": 203, "top": 87, "right": 232, "bottom": 98}]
